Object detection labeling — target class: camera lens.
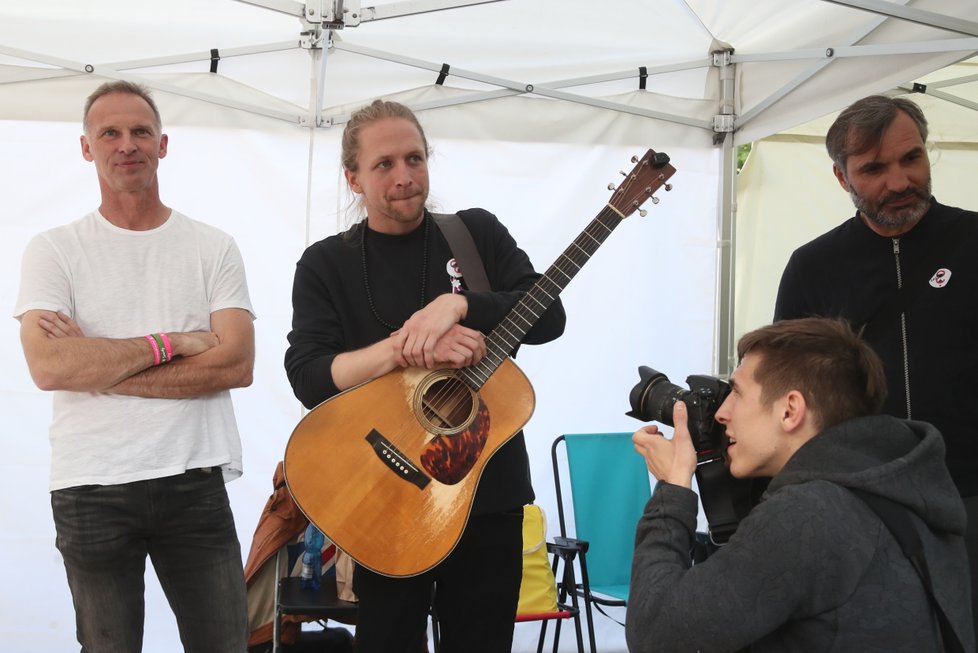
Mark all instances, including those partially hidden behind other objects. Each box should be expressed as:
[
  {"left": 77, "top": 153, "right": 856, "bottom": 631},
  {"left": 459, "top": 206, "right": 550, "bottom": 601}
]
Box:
[{"left": 627, "top": 366, "right": 687, "bottom": 425}]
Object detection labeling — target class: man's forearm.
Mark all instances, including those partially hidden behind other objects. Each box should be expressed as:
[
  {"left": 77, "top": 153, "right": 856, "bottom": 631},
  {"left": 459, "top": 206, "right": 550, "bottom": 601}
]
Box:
[
  {"left": 26, "top": 335, "right": 158, "bottom": 392},
  {"left": 330, "top": 338, "right": 399, "bottom": 392},
  {"left": 109, "top": 348, "right": 253, "bottom": 398}
]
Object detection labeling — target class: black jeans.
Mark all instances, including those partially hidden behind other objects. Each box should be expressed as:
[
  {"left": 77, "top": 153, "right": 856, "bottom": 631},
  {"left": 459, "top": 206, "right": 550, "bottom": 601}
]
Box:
[
  {"left": 52, "top": 468, "right": 249, "bottom": 653},
  {"left": 353, "top": 509, "right": 523, "bottom": 653}
]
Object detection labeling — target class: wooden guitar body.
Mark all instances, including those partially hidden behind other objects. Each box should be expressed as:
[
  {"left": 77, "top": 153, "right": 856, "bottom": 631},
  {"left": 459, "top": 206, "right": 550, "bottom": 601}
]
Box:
[
  {"left": 283, "top": 357, "right": 534, "bottom": 577},
  {"left": 284, "top": 148, "right": 675, "bottom": 577}
]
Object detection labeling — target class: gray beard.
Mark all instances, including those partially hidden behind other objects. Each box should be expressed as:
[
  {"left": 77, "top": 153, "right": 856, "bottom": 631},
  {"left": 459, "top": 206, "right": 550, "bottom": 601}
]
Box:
[{"left": 849, "top": 177, "right": 932, "bottom": 232}]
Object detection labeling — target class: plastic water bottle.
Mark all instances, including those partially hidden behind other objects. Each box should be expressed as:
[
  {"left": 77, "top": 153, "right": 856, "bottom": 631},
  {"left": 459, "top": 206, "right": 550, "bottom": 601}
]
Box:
[{"left": 299, "top": 523, "right": 325, "bottom": 590}]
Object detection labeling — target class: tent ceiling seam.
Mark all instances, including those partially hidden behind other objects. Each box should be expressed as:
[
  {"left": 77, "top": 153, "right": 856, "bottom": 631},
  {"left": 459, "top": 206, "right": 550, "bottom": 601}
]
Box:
[
  {"left": 896, "top": 84, "right": 978, "bottom": 113},
  {"left": 0, "top": 42, "right": 300, "bottom": 74},
  {"left": 356, "top": 0, "right": 509, "bottom": 24},
  {"left": 821, "top": 0, "right": 978, "bottom": 38},
  {"left": 332, "top": 40, "right": 713, "bottom": 130},
  {"left": 731, "top": 38, "right": 978, "bottom": 64}
]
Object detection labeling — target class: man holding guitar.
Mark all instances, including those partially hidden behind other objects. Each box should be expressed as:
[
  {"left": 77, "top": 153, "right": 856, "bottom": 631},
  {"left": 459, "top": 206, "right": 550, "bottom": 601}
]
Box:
[{"left": 284, "top": 99, "right": 566, "bottom": 652}]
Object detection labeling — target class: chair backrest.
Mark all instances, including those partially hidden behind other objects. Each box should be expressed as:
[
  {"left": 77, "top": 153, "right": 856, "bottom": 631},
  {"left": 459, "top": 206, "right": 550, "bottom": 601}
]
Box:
[{"left": 553, "top": 432, "right": 652, "bottom": 601}]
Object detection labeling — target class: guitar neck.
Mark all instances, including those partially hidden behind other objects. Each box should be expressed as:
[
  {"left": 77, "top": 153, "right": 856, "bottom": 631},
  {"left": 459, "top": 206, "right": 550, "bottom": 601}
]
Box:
[
  {"left": 457, "top": 148, "right": 675, "bottom": 391},
  {"left": 460, "top": 206, "right": 624, "bottom": 389}
]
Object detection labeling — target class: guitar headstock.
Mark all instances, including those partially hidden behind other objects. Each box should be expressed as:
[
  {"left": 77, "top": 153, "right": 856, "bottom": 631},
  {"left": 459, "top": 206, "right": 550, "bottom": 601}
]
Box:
[{"left": 608, "top": 149, "right": 676, "bottom": 218}]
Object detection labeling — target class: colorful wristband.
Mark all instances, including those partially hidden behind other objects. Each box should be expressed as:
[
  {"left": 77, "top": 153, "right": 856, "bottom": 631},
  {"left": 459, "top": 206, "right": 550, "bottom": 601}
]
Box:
[
  {"left": 159, "top": 332, "right": 172, "bottom": 362},
  {"left": 145, "top": 334, "right": 162, "bottom": 366},
  {"left": 150, "top": 333, "right": 169, "bottom": 364}
]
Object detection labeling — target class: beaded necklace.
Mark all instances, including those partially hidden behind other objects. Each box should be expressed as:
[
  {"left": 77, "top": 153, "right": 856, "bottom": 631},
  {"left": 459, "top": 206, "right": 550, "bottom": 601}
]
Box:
[{"left": 360, "top": 215, "right": 430, "bottom": 331}]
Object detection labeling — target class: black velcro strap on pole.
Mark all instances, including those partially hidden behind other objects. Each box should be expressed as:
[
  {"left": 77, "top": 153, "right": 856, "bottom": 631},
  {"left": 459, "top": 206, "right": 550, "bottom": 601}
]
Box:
[
  {"left": 435, "top": 63, "right": 450, "bottom": 85},
  {"left": 639, "top": 66, "right": 648, "bottom": 90},
  {"left": 210, "top": 48, "right": 220, "bottom": 73}
]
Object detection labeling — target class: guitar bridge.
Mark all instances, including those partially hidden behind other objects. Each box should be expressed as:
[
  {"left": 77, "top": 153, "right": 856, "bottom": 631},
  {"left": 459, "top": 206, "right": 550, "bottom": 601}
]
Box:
[{"left": 365, "top": 429, "right": 431, "bottom": 490}]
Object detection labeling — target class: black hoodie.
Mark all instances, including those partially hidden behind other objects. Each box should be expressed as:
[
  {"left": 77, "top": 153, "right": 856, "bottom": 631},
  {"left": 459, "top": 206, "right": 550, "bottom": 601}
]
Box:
[{"left": 627, "top": 415, "right": 973, "bottom": 653}]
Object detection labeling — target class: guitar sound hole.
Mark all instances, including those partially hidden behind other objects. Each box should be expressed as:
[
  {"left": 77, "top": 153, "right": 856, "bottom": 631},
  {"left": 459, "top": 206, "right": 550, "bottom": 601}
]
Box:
[{"left": 419, "top": 376, "right": 476, "bottom": 432}]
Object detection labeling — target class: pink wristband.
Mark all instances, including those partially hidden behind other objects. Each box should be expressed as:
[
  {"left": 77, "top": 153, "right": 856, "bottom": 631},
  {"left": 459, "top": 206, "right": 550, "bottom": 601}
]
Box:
[
  {"left": 159, "top": 332, "right": 172, "bottom": 362},
  {"left": 145, "top": 334, "right": 162, "bottom": 366}
]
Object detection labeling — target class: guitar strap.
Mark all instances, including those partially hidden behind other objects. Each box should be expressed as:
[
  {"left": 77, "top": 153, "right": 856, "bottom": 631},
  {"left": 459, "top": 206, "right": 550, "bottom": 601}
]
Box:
[
  {"left": 849, "top": 488, "right": 965, "bottom": 653},
  {"left": 432, "top": 212, "right": 491, "bottom": 292}
]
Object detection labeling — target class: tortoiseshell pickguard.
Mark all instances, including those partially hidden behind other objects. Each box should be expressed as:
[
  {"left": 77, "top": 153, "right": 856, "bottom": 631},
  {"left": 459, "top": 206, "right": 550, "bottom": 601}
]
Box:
[{"left": 419, "top": 399, "right": 490, "bottom": 485}]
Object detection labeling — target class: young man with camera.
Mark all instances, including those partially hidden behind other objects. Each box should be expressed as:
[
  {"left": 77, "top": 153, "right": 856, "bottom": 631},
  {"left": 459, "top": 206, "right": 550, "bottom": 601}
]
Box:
[{"left": 626, "top": 317, "right": 973, "bottom": 652}]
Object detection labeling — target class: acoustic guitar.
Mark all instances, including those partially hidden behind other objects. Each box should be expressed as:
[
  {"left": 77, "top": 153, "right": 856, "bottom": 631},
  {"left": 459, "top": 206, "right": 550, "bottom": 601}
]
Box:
[{"left": 284, "top": 149, "right": 677, "bottom": 577}]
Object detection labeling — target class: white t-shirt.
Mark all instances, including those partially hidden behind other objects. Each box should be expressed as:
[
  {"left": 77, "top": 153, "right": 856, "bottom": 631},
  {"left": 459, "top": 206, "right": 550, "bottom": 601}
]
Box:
[{"left": 14, "top": 210, "right": 255, "bottom": 491}]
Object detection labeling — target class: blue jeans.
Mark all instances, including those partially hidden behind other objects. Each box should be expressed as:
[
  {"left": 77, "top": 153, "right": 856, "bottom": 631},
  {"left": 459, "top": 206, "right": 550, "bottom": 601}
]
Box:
[{"left": 51, "top": 468, "right": 249, "bottom": 653}]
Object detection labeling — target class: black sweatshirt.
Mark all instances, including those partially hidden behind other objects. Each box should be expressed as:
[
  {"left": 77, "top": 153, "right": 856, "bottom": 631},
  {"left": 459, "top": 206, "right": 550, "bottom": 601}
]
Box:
[
  {"left": 285, "top": 208, "right": 566, "bottom": 514},
  {"left": 775, "top": 199, "right": 978, "bottom": 495}
]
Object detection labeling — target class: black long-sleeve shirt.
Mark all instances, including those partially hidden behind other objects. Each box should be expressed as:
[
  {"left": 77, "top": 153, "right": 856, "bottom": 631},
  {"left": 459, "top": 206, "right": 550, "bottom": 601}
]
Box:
[
  {"left": 285, "top": 208, "right": 566, "bottom": 514},
  {"left": 775, "top": 199, "right": 978, "bottom": 495}
]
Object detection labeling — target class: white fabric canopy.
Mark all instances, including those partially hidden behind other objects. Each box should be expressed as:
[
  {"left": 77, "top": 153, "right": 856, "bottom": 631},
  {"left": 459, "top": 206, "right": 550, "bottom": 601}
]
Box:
[{"left": 2, "top": 1, "right": 977, "bottom": 650}]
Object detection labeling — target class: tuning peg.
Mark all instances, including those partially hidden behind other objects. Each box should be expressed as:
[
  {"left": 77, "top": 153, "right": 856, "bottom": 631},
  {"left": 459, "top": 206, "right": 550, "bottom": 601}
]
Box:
[
  {"left": 664, "top": 183, "right": 673, "bottom": 191},
  {"left": 607, "top": 183, "right": 616, "bottom": 191},
  {"left": 650, "top": 196, "right": 660, "bottom": 205},
  {"left": 638, "top": 208, "right": 647, "bottom": 217},
  {"left": 620, "top": 170, "right": 628, "bottom": 177},
  {"left": 631, "top": 155, "right": 640, "bottom": 163}
]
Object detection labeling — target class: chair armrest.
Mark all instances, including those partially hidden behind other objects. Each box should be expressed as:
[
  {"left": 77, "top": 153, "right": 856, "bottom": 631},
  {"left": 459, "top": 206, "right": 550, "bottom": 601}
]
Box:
[{"left": 551, "top": 536, "right": 589, "bottom": 556}]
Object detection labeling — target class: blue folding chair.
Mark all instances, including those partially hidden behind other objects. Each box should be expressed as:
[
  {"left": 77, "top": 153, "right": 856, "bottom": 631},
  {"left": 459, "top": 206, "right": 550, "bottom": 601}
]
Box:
[{"left": 551, "top": 433, "right": 653, "bottom": 652}]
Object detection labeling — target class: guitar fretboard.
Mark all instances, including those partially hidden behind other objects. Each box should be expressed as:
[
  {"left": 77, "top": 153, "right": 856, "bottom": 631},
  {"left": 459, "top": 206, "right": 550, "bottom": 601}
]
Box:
[{"left": 458, "top": 205, "right": 625, "bottom": 390}]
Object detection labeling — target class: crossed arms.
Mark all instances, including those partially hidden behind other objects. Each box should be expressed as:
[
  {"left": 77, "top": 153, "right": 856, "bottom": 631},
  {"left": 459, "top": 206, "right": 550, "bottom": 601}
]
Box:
[{"left": 19, "top": 307, "right": 254, "bottom": 398}]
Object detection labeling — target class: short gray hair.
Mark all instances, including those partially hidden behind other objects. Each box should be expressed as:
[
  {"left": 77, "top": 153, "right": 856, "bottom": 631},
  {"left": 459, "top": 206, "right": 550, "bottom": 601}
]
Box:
[
  {"left": 83, "top": 81, "right": 162, "bottom": 134},
  {"left": 825, "top": 95, "right": 928, "bottom": 172}
]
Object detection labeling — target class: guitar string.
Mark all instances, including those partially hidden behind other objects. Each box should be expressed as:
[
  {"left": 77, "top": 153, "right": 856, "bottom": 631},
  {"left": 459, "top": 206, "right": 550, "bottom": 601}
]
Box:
[
  {"left": 458, "top": 183, "right": 641, "bottom": 389},
  {"left": 422, "top": 203, "right": 627, "bottom": 431},
  {"left": 420, "top": 158, "right": 658, "bottom": 436},
  {"left": 476, "top": 163, "right": 658, "bottom": 380},
  {"left": 419, "top": 206, "right": 625, "bottom": 422}
]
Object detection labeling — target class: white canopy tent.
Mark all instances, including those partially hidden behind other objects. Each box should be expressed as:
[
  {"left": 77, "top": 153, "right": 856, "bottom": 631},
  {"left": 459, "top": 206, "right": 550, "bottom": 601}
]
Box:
[{"left": 1, "top": 1, "right": 976, "bottom": 651}]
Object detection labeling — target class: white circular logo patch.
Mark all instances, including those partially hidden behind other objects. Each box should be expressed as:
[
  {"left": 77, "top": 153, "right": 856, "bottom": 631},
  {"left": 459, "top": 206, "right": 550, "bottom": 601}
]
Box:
[
  {"left": 446, "top": 258, "right": 462, "bottom": 279},
  {"left": 929, "top": 268, "right": 951, "bottom": 288},
  {"left": 447, "top": 258, "right": 464, "bottom": 293}
]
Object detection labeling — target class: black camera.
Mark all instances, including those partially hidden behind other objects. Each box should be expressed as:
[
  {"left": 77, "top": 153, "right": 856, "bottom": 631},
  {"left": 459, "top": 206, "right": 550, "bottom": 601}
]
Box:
[
  {"left": 626, "top": 366, "right": 730, "bottom": 458},
  {"left": 627, "top": 366, "right": 753, "bottom": 546}
]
